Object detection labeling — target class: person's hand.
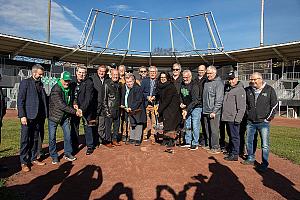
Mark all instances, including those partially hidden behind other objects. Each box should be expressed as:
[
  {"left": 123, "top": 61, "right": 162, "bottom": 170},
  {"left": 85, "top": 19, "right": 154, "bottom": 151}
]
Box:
[
  {"left": 150, "top": 96, "right": 155, "bottom": 102},
  {"left": 182, "top": 110, "right": 187, "bottom": 119},
  {"left": 21, "top": 117, "right": 27, "bottom": 125},
  {"left": 210, "top": 113, "right": 216, "bottom": 119},
  {"left": 120, "top": 105, "right": 125, "bottom": 109},
  {"left": 76, "top": 109, "right": 83, "bottom": 117},
  {"left": 126, "top": 108, "right": 132, "bottom": 113},
  {"left": 180, "top": 103, "right": 186, "bottom": 109},
  {"left": 147, "top": 96, "right": 152, "bottom": 102},
  {"left": 73, "top": 104, "right": 79, "bottom": 110}
]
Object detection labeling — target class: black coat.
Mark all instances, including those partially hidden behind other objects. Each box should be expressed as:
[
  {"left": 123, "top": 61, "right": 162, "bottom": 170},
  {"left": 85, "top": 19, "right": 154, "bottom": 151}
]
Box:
[
  {"left": 17, "top": 77, "right": 48, "bottom": 119},
  {"left": 49, "top": 84, "right": 77, "bottom": 123},
  {"left": 103, "top": 79, "right": 121, "bottom": 119},
  {"left": 121, "top": 84, "right": 146, "bottom": 126},
  {"left": 0, "top": 88, "right": 6, "bottom": 119},
  {"left": 70, "top": 77, "right": 97, "bottom": 121},
  {"left": 91, "top": 75, "right": 107, "bottom": 115},
  {"left": 157, "top": 81, "right": 182, "bottom": 131}
]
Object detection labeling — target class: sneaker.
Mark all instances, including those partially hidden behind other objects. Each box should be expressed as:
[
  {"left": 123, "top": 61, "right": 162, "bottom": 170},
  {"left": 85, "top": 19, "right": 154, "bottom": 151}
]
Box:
[
  {"left": 21, "top": 164, "right": 30, "bottom": 172},
  {"left": 51, "top": 158, "right": 60, "bottom": 165},
  {"left": 164, "top": 149, "right": 174, "bottom": 154},
  {"left": 241, "top": 159, "right": 255, "bottom": 166},
  {"left": 32, "top": 160, "right": 46, "bottom": 166},
  {"left": 181, "top": 144, "right": 191, "bottom": 148},
  {"left": 86, "top": 148, "right": 94, "bottom": 155},
  {"left": 224, "top": 154, "right": 238, "bottom": 161},
  {"left": 207, "top": 149, "right": 221, "bottom": 154},
  {"left": 64, "top": 155, "right": 77, "bottom": 161},
  {"left": 201, "top": 145, "right": 210, "bottom": 150},
  {"left": 188, "top": 145, "right": 199, "bottom": 151}
]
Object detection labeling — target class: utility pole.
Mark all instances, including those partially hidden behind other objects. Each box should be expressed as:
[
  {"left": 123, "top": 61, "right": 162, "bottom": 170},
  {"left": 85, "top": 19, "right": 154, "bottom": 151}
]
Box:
[
  {"left": 260, "top": 0, "right": 265, "bottom": 46},
  {"left": 47, "top": 0, "right": 51, "bottom": 43}
]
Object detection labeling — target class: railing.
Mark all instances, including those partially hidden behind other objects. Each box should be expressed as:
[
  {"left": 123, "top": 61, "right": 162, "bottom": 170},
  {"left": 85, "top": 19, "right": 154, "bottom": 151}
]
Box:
[
  {"left": 238, "top": 73, "right": 279, "bottom": 81},
  {"left": 282, "top": 72, "right": 300, "bottom": 80},
  {"left": 276, "top": 88, "right": 300, "bottom": 100}
]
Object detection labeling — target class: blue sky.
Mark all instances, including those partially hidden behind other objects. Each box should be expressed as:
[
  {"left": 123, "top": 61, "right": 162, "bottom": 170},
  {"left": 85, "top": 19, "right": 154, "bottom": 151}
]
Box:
[{"left": 0, "top": 0, "right": 299, "bottom": 51}]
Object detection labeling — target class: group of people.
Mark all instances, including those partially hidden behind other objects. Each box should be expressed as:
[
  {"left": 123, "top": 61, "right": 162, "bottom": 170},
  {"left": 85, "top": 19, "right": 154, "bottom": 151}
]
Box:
[{"left": 17, "top": 62, "right": 278, "bottom": 173}]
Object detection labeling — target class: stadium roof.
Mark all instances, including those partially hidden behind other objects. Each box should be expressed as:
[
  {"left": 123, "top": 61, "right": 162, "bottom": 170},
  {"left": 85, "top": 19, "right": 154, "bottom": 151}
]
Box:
[{"left": 0, "top": 33, "right": 300, "bottom": 67}]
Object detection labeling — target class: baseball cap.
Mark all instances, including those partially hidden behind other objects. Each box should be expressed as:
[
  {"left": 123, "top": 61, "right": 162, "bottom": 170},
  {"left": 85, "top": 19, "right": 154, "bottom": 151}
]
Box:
[
  {"left": 227, "top": 71, "right": 238, "bottom": 80},
  {"left": 61, "top": 71, "right": 72, "bottom": 81}
]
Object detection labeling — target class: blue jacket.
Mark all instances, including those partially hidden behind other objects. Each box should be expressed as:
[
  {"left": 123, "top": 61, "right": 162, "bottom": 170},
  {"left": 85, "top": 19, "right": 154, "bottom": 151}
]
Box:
[
  {"left": 140, "top": 77, "right": 157, "bottom": 106},
  {"left": 17, "top": 77, "right": 48, "bottom": 119}
]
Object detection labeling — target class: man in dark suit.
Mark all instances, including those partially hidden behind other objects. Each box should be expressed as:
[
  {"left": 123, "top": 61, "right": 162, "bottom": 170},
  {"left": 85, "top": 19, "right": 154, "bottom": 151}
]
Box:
[
  {"left": 140, "top": 66, "right": 158, "bottom": 144},
  {"left": 17, "top": 64, "right": 48, "bottom": 172},
  {"left": 121, "top": 73, "right": 146, "bottom": 146},
  {"left": 70, "top": 65, "right": 97, "bottom": 155}
]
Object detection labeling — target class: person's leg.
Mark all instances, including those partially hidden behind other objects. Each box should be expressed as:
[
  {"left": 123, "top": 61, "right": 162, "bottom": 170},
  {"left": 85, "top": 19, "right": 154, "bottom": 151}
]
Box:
[
  {"left": 61, "top": 118, "right": 73, "bottom": 156},
  {"left": 97, "top": 115, "right": 106, "bottom": 144},
  {"left": 219, "top": 120, "right": 226, "bottom": 149},
  {"left": 149, "top": 107, "right": 156, "bottom": 142},
  {"left": 239, "top": 117, "right": 247, "bottom": 155},
  {"left": 30, "top": 119, "right": 40, "bottom": 162},
  {"left": 203, "top": 115, "right": 211, "bottom": 148},
  {"left": 258, "top": 122, "right": 270, "bottom": 168},
  {"left": 129, "top": 126, "right": 136, "bottom": 144},
  {"left": 104, "top": 117, "right": 113, "bottom": 144},
  {"left": 37, "top": 118, "right": 45, "bottom": 157},
  {"left": 70, "top": 116, "right": 80, "bottom": 151},
  {"left": 84, "top": 124, "right": 94, "bottom": 149},
  {"left": 112, "top": 116, "right": 120, "bottom": 142},
  {"left": 134, "top": 124, "right": 143, "bottom": 145},
  {"left": 184, "top": 114, "right": 192, "bottom": 145},
  {"left": 48, "top": 119, "right": 59, "bottom": 159},
  {"left": 245, "top": 121, "right": 257, "bottom": 162},
  {"left": 20, "top": 121, "right": 31, "bottom": 165},
  {"left": 210, "top": 115, "right": 220, "bottom": 150},
  {"left": 228, "top": 122, "right": 240, "bottom": 156},
  {"left": 191, "top": 107, "right": 202, "bottom": 146}
]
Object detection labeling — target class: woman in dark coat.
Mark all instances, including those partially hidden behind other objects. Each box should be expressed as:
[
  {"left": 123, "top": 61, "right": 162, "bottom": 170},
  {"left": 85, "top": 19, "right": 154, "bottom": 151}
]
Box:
[{"left": 156, "top": 72, "right": 182, "bottom": 153}]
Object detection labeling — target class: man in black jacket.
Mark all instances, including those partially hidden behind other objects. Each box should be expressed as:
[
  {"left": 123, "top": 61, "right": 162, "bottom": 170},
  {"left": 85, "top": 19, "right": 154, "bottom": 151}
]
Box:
[
  {"left": 70, "top": 65, "right": 97, "bottom": 155},
  {"left": 242, "top": 72, "right": 278, "bottom": 172},
  {"left": 18, "top": 64, "right": 48, "bottom": 172},
  {"left": 92, "top": 65, "right": 113, "bottom": 147},
  {"left": 48, "top": 71, "right": 82, "bottom": 164},
  {"left": 103, "top": 69, "right": 122, "bottom": 146}
]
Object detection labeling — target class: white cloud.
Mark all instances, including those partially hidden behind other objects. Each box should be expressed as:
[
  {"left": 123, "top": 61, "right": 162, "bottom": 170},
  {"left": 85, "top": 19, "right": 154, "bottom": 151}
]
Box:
[
  {"left": 0, "top": 0, "right": 83, "bottom": 45},
  {"left": 108, "top": 4, "right": 148, "bottom": 16}
]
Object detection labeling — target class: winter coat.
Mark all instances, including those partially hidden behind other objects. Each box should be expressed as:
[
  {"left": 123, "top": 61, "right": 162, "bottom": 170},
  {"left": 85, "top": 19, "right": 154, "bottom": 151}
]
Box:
[
  {"left": 91, "top": 75, "right": 107, "bottom": 115},
  {"left": 221, "top": 81, "right": 246, "bottom": 123},
  {"left": 246, "top": 83, "right": 278, "bottom": 123},
  {"left": 202, "top": 76, "right": 224, "bottom": 115},
  {"left": 103, "top": 79, "right": 121, "bottom": 119},
  {"left": 49, "top": 83, "right": 77, "bottom": 123},
  {"left": 157, "top": 81, "right": 182, "bottom": 131},
  {"left": 70, "top": 77, "right": 97, "bottom": 121},
  {"left": 121, "top": 84, "right": 146, "bottom": 126}
]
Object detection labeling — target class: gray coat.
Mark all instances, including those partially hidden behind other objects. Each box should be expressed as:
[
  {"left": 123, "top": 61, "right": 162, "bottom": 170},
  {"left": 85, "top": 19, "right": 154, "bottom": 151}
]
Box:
[
  {"left": 221, "top": 81, "right": 246, "bottom": 123},
  {"left": 202, "top": 76, "right": 224, "bottom": 115}
]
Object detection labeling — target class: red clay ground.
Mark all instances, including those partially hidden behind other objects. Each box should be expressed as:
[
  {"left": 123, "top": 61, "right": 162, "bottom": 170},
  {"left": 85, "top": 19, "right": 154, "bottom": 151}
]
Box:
[{"left": 1, "top": 110, "right": 300, "bottom": 199}]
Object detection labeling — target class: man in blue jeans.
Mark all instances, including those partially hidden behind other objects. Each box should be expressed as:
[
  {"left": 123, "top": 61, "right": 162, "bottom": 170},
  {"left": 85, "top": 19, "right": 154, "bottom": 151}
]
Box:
[
  {"left": 243, "top": 72, "right": 278, "bottom": 172},
  {"left": 48, "top": 71, "right": 82, "bottom": 164}
]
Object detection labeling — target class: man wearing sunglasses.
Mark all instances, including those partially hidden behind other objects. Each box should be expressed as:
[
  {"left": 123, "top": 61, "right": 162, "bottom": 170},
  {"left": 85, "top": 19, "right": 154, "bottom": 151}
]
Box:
[
  {"left": 172, "top": 63, "right": 183, "bottom": 94},
  {"left": 136, "top": 66, "right": 148, "bottom": 86}
]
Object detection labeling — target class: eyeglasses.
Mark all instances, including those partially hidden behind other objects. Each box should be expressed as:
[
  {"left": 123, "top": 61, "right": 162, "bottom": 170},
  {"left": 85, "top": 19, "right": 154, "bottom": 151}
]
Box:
[
  {"left": 160, "top": 77, "right": 167, "bottom": 79},
  {"left": 139, "top": 70, "right": 147, "bottom": 73},
  {"left": 173, "top": 69, "right": 180, "bottom": 71},
  {"left": 250, "top": 78, "right": 261, "bottom": 81}
]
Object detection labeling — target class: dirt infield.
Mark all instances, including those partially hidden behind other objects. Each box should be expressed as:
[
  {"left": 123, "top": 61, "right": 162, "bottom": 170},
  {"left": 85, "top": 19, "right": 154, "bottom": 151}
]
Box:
[
  {"left": 1, "top": 110, "right": 300, "bottom": 199},
  {"left": 1, "top": 140, "right": 300, "bottom": 200}
]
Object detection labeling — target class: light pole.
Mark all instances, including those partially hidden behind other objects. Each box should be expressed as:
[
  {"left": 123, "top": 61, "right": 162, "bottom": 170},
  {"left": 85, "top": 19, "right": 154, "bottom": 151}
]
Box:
[
  {"left": 47, "top": 0, "right": 51, "bottom": 43},
  {"left": 260, "top": 0, "right": 265, "bottom": 46}
]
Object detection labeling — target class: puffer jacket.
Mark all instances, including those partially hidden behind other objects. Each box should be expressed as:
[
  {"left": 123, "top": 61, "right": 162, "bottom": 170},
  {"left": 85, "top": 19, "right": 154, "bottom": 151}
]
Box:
[
  {"left": 49, "top": 83, "right": 77, "bottom": 123},
  {"left": 202, "top": 76, "right": 224, "bottom": 115},
  {"left": 221, "top": 81, "right": 246, "bottom": 123}
]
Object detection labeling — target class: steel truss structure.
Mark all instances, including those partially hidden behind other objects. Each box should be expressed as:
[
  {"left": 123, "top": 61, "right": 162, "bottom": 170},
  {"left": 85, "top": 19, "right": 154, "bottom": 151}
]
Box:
[{"left": 75, "top": 9, "right": 224, "bottom": 65}]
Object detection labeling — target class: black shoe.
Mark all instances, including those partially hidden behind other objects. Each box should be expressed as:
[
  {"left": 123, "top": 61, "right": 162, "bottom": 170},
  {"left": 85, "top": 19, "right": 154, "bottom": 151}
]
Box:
[
  {"left": 188, "top": 145, "right": 199, "bottom": 151},
  {"left": 224, "top": 154, "right": 238, "bottom": 161},
  {"left": 129, "top": 139, "right": 135, "bottom": 144},
  {"left": 241, "top": 159, "right": 255, "bottom": 165},
  {"left": 255, "top": 164, "right": 268, "bottom": 173},
  {"left": 86, "top": 148, "right": 94, "bottom": 155}
]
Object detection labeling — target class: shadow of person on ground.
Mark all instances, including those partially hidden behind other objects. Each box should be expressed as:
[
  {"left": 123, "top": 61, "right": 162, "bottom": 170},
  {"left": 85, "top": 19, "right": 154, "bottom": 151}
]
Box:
[
  {"left": 256, "top": 167, "right": 300, "bottom": 199},
  {"left": 48, "top": 164, "right": 103, "bottom": 200},
  {"left": 7, "top": 161, "right": 74, "bottom": 200},
  {"left": 0, "top": 155, "right": 20, "bottom": 179},
  {"left": 156, "top": 156, "right": 252, "bottom": 200},
  {"left": 96, "top": 182, "right": 134, "bottom": 200}
]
